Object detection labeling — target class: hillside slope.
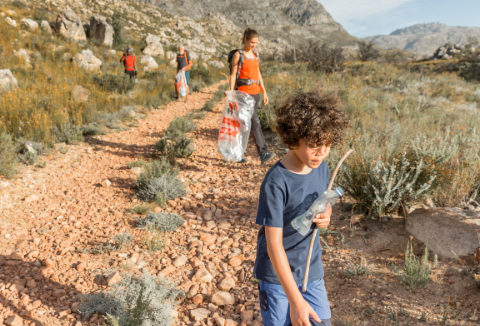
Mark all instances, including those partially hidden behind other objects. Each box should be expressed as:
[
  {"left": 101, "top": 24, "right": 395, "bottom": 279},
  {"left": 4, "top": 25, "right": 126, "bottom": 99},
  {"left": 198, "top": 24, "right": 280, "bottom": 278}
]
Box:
[
  {"left": 138, "top": 0, "right": 358, "bottom": 46},
  {"left": 364, "top": 23, "right": 480, "bottom": 55}
]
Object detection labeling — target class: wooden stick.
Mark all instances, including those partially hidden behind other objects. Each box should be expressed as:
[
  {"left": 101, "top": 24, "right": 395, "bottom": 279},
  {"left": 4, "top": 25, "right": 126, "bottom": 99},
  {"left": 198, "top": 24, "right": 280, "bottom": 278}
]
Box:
[{"left": 302, "top": 149, "right": 353, "bottom": 292}]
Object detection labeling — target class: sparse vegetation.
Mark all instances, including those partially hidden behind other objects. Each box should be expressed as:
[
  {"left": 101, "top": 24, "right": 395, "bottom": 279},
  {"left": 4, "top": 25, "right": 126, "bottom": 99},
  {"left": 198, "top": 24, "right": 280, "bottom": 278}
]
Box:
[
  {"left": 401, "top": 242, "right": 430, "bottom": 291},
  {"left": 130, "top": 204, "right": 154, "bottom": 215},
  {"left": 136, "top": 211, "right": 184, "bottom": 232},
  {"left": 345, "top": 257, "right": 373, "bottom": 278},
  {"left": 0, "top": 132, "right": 18, "bottom": 178},
  {"left": 357, "top": 42, "right": 380, "bottom": 62},
  {"left": 79, "top": 272, "right": 182, "bottom": 326}
]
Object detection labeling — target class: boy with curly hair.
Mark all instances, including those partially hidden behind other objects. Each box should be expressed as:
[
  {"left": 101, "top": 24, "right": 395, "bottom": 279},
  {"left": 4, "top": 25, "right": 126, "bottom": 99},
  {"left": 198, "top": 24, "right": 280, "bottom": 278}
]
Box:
[{"left": 253, "top": 91, "right": 349, "bottom": 326}]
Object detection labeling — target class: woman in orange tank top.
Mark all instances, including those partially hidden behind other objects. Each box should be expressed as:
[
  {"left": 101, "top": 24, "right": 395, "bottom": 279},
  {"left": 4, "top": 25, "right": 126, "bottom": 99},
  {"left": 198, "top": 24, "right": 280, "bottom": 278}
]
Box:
[{"left": 229, "top": 28, "right": 275, "bottom": 165}]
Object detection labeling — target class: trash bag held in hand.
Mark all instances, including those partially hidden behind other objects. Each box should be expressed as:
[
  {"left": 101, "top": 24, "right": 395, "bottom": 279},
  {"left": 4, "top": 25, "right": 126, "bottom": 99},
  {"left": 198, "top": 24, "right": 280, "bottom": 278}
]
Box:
[
  {"left": 175, "top": 70, "right": 187, "bottom": 97},
  {"left": 218, "top": 91, "right": 255, "bottom": 162}
]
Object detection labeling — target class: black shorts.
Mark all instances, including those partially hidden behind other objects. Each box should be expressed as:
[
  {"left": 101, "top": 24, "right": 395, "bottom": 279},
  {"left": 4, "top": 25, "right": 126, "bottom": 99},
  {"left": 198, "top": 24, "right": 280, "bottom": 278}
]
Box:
[{"left": 125, "top": 70, "right": 136, "bottom": 80}]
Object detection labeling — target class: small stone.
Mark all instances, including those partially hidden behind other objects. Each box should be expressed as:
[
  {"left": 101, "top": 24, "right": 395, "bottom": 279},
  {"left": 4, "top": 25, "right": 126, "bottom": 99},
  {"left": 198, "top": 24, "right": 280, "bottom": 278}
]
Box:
[
  {"left": 200, "top": 233, "right": 216, "bottom": 245},
  {"left": 24, "top": 195, "right": 39, "bottom": 202},
  {"left": 158, "top": 265, "right": 176, "bottom": 277},
  {"left": 215, "top": 317, "right": 226, "bottom": 326},
  {"left": 192, "top": 294, "right": 204, "bottom": 304},
  {"left": 7, "top": 252, "right": 24, "bottom": 260},
  {"left": 240, "top": 310, "right": 253, "bottom": 323},
  {"left": 76, "top": 262, "right": 87, "bottom": 271},
  {"left": 192, "top": 268, "right": 213, "bottom": 283},
  {"left": 4, "top": 315, "right": 23, "bottom": 326},
  {"left": 225, "top": 319, "right": 238, "bottom": 326},
  {"left": 101, "top": 179, "right": 111, "bottom": 187},
  {"left": 106, "top": 272, "right": 122, "bottom": 286},
  {"left": 54, "top": 289, "right": 66, "bottom": 297},
  {"left": 26, "top": 279, "right": 36, "bottom": 288},
  {"left": 131, "top": 167, "right": 142, "bottom": 174},
  {"left": 190, "top": 308, "right": 211, "bottom": 321},
  {"left": 188, "top": 284, "right": 199, "bottom": 298},
  {"left": 211, "top": 291, "right": 235, "bottom": 305},
  {"left": 32, "top": 300, "right": 41, "bottom": 309},
  {"left": 218, "top": 277, "right": 235, "bottom": 291},
  {"left": 228, "top": 256, "right": 243, "bottom": 267},
  {"left": 239, "top": 208, "right": 249, "bottom": 215},
  {"left": 173, "top": 255, "right": 188, "bottom": 267}
]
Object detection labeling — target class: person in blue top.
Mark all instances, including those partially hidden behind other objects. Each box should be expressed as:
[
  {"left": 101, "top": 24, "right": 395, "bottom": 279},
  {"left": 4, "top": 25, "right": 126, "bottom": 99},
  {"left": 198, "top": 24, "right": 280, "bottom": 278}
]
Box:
[{"left": 253, "top": 90, "right": 349, "bottom": 326}]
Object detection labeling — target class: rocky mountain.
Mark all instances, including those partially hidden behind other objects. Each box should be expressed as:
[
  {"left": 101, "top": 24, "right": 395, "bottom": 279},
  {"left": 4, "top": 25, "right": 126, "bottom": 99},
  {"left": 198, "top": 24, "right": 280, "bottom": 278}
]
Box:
[
  {"left": 138, "top": 0, "right": 358, "bottom": 47},
  {"left": 364, "top": 23, "right": 480, "bottom": 55}
]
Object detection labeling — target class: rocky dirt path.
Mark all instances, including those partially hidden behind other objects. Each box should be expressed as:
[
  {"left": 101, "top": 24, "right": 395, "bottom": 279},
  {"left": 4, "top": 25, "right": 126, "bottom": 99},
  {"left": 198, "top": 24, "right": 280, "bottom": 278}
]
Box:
[{"left": 0, "top": 83, "right": 479, "bottom": 326}]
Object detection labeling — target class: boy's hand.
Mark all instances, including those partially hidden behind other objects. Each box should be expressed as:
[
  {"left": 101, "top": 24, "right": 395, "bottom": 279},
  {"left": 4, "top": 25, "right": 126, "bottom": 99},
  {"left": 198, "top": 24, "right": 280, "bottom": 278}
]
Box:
[
  {"left": 312, "top": 207, "right": 332, "bottom": 228},
  {"left": 290, "top": 298, "right": 321, "bottom": 326}
]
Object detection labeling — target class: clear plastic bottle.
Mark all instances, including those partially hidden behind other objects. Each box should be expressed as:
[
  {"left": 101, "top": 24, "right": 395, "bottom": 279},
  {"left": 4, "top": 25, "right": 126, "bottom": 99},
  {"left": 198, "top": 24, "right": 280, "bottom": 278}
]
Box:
[{"left": 291, "top": 187, "right": 344, "bottom": 236}]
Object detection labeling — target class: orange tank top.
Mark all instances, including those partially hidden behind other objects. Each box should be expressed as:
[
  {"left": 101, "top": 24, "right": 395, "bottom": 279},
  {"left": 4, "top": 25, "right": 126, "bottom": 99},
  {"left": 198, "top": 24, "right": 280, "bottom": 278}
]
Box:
[{"left": 237, "top": 52, "right": 261, "bottom": 95}]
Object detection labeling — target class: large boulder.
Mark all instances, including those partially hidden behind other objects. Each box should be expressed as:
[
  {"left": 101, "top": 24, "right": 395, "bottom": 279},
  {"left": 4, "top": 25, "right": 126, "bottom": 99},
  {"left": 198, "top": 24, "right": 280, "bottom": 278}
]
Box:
[
  {"left": 89, "top": 15, "right": 114, "bottom": 47},
  {"left": 140, "top": 55, "right": 158, "bottom": 71},
  {"left": 55, "top": 9, "right": 86, "bottom": 41},
  {"left": 406, "top": 207, "right": 480, "bottom": 258},
  {"left": 40, "top": 20, "right": 52, "bottom": 34},
  {"left": 71, "top": 85, "right": 90, "bottom": 102},
  {"left": 21, "top": 18, "right": 38, "bottom": 30},
  {"left": 0, "top": 70, "right": 18, "bottom": 92},
  {"left": 5, "top": 17, "right": 17, "bottom": 27},
  {"left": 142, "top": 42, "right": 164, "bottom": 56},
  {"left": 142, "top": 33, "right": 164, "bottom": 56},
  {"left": 72, "top": 50, "right": 102, "bottom": 71}
]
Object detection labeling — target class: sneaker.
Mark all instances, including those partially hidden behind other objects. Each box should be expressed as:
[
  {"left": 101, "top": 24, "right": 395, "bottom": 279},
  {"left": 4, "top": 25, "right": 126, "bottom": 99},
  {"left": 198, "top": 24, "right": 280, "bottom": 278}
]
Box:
[
  {"left": 184, "top": 98, "right": 188, "bottom": 103},
  {"left": 260, "top": 152, "right": 275, "bottom": 165},
  {"left": 238, "top": 157, "right": 248, "bottom": 164}
]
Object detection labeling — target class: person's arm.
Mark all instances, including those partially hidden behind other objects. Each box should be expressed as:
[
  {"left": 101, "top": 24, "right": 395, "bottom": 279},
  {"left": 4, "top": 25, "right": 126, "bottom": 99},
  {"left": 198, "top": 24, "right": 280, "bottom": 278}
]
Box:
[
  {"left": 266, "top": 227, "right": 321, "bottom": 326},
  {"left": 258, "top": 69, "right": 268, "bottom": 105},
  {"left": 229, "top": 52, "right": 240, "bottom": 92},
  {"left": 119, "top": 55, "right": 124, "bottom": 64}
]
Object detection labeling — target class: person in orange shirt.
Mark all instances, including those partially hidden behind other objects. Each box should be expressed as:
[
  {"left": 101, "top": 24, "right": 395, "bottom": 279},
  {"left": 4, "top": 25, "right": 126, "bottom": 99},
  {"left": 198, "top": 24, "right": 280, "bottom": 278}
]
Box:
[
  {"left": 119, "top": 48, "right": 137, "bottom": 81},
  {"left": 228, "top": 28, "right": 275, "bottom": 165}
]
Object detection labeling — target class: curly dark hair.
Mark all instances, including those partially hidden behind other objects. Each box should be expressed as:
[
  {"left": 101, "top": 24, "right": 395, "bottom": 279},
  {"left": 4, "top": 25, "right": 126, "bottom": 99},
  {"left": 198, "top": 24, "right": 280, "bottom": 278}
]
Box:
[{"left": 275, "top": 90, "right": 349, "bottom": 149}]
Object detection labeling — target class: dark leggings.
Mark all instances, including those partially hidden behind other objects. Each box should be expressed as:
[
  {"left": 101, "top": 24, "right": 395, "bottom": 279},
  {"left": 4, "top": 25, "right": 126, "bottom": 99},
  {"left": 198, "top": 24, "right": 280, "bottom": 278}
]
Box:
[{"left": 251, "top": 94, "right": 268, "bottom": 155}]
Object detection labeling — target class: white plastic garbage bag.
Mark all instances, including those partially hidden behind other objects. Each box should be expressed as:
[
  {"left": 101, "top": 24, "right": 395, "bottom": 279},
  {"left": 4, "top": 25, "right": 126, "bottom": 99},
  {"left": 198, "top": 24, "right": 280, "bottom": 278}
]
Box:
[
  {"left": 218, "top": 91, "right": 255, "bottom": 162},
  {"left": 175, "top": 70, "right": 187, "bottom": 97}
]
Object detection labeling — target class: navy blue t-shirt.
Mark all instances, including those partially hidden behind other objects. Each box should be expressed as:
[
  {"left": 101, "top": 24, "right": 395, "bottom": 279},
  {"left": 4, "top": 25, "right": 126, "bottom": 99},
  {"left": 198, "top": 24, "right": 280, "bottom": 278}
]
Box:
[{"left": 254, "top": 160, "right": 330, "bottom": 285}]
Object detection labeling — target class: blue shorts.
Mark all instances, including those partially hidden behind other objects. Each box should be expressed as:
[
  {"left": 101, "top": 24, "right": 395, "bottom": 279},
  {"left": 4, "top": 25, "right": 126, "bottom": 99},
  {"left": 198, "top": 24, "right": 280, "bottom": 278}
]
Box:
[
  {"left": 185, "top": 71, "right": 190, "bottom": 85},
  {"left": 259, "top": 279, "right": 331, "bottom": 326}
]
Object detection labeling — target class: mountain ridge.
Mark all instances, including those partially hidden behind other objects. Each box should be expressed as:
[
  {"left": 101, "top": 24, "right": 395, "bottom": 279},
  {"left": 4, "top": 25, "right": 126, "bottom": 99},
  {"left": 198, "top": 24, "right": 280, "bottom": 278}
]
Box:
[
  {"left": 365, "top": 22, "right": 480, "bottom": 55},
  {"left": 137, "top": 0, "right": 358, "bottom": 46}
]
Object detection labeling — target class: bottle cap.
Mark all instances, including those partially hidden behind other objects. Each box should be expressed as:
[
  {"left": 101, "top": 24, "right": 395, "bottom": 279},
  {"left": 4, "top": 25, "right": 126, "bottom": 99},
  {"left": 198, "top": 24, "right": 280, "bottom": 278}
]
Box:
[{"left": 335, "top": 187, "right": 344, "bottom": 196}]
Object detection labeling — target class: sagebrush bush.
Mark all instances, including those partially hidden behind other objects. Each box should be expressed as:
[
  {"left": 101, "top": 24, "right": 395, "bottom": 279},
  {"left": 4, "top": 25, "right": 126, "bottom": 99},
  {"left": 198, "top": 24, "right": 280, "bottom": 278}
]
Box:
[
  {"left": 0, "top": 132, "right": 18, "bottom": 178},
  {"left": 136, "top": 211, "right": 184, "bottom": 232},
  {"left": 79, "top": 272, "right": 182, "bottom": 326},
  {"left": 155, "top": 136, "right": 194, "bottom": 160},
  {"left": 164, "top": 116, "right": 195, "bottom": 138},
  {"left": 137, "top": 174, "right": 186, "bottom": 205},
  {"left": 401, "top": 242, "right": 430, "bottom": 291},
  {"left": 134, "top": 158, "right": 178, "bottom": 191},
  {"left": 51, "top": 124, "right": 84, "bottom": 144}
]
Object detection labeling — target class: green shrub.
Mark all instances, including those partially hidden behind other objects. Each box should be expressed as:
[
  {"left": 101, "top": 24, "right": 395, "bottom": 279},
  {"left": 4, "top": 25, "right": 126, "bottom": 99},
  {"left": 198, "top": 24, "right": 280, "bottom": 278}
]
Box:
[
  {"left": 79, "top": 272, "right": 182, "bottom": 326},
  {"left": 112, "top": 232, "right": 133, "bottom": 250},
  {"left": 51, "top": 124, "right": 84, "bottom": 144},
  {"left": 134, "top": 158, "right": 178, "bottom": 191},
  {"left": 201, "top": 100, "right": 216, "bottom": 112},
  {"left": 127, "top": 159, "right": 147, "bottom": 169},
  {"left": 164, "top": 116, "right": 195, "bottom": 138},
  {"left": 155, "top": 136, "right": 194, "bottom": 160},
  {"left": 0, "top": 132, "right": 18, "bottom": 178},
  {"left": 82, "top": 124, "right": 107, "bottom": 136},
  {"left": 137, "top": 173, "right": 186, "bottom": 205},
  {"left": 401, "top": 242, "right": 430, "bottom": 291},
  {"left": 111, "top": 11, "right": 125, "bottom": 45},
  {"left": 136, "top": 211, "right": 185, "bottom": 232},
  {"left": 94, "top": 73, "right": 135, "bottom": 93}
]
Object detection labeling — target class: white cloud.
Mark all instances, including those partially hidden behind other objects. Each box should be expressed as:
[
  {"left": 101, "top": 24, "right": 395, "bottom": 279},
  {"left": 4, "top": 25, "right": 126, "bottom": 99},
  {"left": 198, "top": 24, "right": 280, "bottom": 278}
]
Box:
[{"left": 319, "top": 0, "right": 419, "bottom": 22}]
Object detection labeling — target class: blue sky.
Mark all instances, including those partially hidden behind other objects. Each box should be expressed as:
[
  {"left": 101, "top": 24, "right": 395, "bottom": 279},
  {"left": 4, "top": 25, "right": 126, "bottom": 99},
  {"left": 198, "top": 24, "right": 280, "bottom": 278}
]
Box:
[{"left": 319, "top": 0, "right": 480, "bottom": 38}]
